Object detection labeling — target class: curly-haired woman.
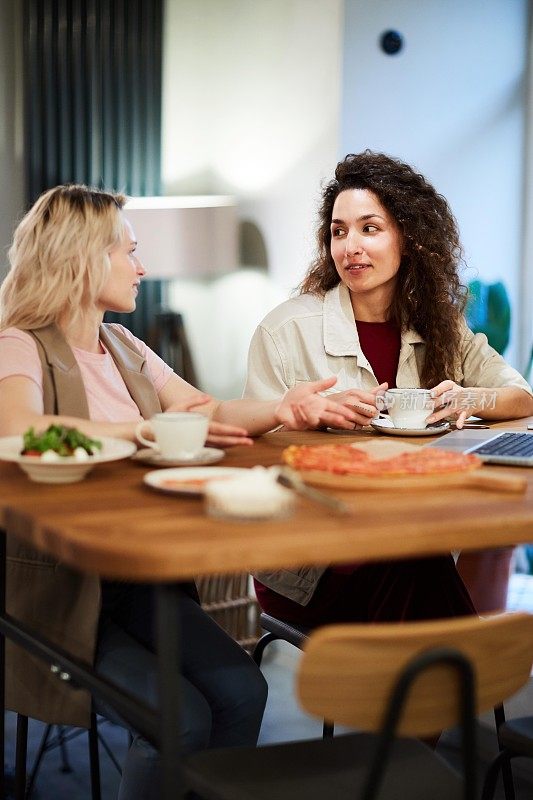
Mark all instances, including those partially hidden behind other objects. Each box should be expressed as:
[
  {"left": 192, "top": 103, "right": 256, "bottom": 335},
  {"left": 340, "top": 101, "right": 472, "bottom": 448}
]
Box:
[{"left": 244, "top": 151, "right": 533, "bottom": 627}]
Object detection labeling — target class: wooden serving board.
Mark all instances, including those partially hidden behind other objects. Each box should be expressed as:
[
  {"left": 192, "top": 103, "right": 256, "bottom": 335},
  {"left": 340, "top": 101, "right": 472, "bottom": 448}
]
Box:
[
  {"left": 296, "top": 441, "right": 527, "bottom": 494},
  {"left": 299, "top": 468, "right": 526, "bottom": 493}
]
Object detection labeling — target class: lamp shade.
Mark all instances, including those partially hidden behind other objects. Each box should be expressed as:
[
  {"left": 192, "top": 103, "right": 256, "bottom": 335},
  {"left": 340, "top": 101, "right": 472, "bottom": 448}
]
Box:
[{"left": 124, "top": 196, "right": 238, "bottom": 279}]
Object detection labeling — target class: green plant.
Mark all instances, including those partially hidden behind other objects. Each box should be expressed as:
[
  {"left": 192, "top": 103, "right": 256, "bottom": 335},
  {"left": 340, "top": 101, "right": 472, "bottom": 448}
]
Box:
[{"left": 465, "top": 280, "right": 511, "bottom": 355}]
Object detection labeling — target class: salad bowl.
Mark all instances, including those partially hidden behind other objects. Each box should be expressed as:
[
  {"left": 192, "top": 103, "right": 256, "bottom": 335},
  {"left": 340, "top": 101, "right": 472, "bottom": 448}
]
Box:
[{"left": 0, "top": 435, "right": 136, "bottom": 483}]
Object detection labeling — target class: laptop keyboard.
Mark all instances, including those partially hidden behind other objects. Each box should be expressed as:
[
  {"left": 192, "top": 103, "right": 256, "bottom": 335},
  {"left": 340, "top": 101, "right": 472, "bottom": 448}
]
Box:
[{"left": 472, "top": 432, "right": 533, "bottom": 457}]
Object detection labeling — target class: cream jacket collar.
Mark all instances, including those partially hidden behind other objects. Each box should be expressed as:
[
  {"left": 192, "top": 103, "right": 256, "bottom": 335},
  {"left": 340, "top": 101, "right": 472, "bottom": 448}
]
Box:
[{"left": 323, "top": 283, "right": 424, "bottom": 358}]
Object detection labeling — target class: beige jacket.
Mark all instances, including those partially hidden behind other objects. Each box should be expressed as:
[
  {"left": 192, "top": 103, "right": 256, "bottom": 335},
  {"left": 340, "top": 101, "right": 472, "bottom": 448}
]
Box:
[
  {"left": 244, "top": 283, "right": 533, "bottom": 604},
  {"left": 6, "top": 324, "right": 161, "bottom": 727}
]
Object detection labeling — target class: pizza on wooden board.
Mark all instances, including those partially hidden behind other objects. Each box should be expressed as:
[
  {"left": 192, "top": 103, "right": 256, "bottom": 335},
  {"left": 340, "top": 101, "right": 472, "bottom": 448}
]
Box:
[
  {"left": 279, "top": 440, "right": 489, "bottom": 492},
  {"left": 281, "top": 440, "right": 526, "bottom": 493},
  {"left": 283, "top": 441, "right": 481, "bottom": 477}
]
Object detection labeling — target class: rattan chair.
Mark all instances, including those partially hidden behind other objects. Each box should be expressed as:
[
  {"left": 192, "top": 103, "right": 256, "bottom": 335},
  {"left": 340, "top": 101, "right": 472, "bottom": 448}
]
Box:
[
  {"left": 196, "top": 573, "right": 262, "bottom": 652},
  {"left": 183, "top": 613, "right": 533, "bottom": 800}
]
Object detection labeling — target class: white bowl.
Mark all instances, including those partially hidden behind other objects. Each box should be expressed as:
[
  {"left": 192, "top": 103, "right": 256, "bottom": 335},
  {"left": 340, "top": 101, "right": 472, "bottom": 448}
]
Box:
[
  {"left": 0, "top": 436, "right": 137, "bottom": 483},
  {"left": 204, "top": 467, "right": 294, "bottom": 520}
]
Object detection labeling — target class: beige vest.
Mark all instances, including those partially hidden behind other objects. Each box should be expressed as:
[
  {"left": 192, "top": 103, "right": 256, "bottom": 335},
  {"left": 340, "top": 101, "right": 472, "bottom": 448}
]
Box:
[{"left": 6, "top": 323, "right": 161, "bottom": 728}]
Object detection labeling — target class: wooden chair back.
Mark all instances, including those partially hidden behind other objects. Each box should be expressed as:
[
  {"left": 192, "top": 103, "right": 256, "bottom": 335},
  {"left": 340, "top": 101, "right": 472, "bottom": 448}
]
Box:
[{"left": 298, "top": 613, "right": 533, "bottom": 736}]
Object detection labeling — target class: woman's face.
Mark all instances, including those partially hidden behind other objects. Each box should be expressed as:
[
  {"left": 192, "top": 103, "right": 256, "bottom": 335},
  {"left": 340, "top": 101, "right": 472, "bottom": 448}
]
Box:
[
  {"left": 330, "top": 188, "right": 403, "bottom": 313},
  {"left": 98, "top": 219, "right": 146, "bottom": 313}
]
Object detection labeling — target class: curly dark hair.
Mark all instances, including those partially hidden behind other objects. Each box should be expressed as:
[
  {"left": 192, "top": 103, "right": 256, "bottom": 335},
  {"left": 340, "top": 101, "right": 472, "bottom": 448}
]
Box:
[{"left": 300, "top": 151, "right": 468, "bottom": 388}]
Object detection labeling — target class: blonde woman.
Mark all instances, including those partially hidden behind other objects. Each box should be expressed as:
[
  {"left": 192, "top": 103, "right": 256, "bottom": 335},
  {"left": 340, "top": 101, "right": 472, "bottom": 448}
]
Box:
[
  {"left": 0, "top": 189, "right": 359, "bottom": 441},
  {"left": 0, "top": 184, "right": 360, "bottom": 800}
]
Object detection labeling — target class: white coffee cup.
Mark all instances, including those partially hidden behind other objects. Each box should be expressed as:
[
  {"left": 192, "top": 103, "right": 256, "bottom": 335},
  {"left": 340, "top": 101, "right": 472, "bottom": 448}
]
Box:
[
  {"left": 376, "top": 388, "right": 435, "bottom": 430},
  {"left": 135, "top": 412, "right": 209, "bottom": 459}
]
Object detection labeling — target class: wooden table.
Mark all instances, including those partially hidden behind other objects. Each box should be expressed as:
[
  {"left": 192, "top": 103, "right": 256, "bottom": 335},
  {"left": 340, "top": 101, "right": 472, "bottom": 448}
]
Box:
[
  {"left": 1, "top": 417, "right": 533, "bottom": 798},
  {"left": 2, "top": 419, "right": 533, "bottom": 580}
]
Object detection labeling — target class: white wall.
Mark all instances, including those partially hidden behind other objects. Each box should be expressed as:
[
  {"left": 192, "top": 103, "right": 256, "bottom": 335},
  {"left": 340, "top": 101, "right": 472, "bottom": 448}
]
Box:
[
  {"left": 161, "top": 0, "right": 530, "bottom": 394},
  {"left": 342, "top": 0, "right": 528, "bottom": 368},
  {"left": 521, "top": 5, "right": 533, "bottom": 377},
  {"left": 163, "top": 0, "right": 343, "bottom": 289},
  {"left": 0, "top": 0, "right": 24, "bottom": 279},
  {"left": 162, "top": 0, "right": 343, "bottom": 395}
]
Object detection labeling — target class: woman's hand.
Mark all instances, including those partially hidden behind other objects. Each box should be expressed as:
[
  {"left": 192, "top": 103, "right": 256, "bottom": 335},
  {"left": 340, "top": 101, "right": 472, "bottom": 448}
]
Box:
[
  {"left": 427, "top": 380, "right": 482, "bottom": 429},
  {"left": 326, "top": 383, "right": 388, "bottom": 428},
  {"left": 205, "top": 420, "right": 254, "bottom": 448},
  {"left": 164, "top": 393, "right": 253, "bottom": 447},
  {"left": 274, "top": 376, "right": 378, "bottom": 431}
]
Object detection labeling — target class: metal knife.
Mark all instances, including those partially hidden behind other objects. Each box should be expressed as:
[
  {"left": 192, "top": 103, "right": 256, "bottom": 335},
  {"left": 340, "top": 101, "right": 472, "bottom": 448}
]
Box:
[{"left": 276, "top": 467, "right": 352, "bottom": 515}]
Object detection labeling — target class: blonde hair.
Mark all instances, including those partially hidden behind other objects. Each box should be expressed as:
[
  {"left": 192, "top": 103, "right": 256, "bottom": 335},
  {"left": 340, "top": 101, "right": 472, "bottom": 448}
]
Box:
[{"left": 0, "top": 184, "right": 126, "bottom": 331}]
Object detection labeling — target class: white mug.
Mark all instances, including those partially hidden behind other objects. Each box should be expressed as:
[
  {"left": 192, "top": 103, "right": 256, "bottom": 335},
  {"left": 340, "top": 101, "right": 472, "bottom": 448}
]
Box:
[
  {"left": 135, "top": 412, "right": 209, "bottom": 459},
  {"left": 376, "top": 388, "right": 435, "bottom": 430}
]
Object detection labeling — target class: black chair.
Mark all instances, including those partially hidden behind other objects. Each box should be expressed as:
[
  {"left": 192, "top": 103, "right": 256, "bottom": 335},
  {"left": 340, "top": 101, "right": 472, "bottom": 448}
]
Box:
[
  {"left": 14, "top": 712, "right": 124, "bottom": 799},
  {"left": 481, "top": 713, "right": 533, "bottom": 800},
  {"left": 252, "top": 612, "right": 334, "bottom": 738},
  {"left": 184, "top": 613, "right": 533, "bottom": 800},
  {"left": 147, "top": 309, "right": 198, "bottom": 386}
]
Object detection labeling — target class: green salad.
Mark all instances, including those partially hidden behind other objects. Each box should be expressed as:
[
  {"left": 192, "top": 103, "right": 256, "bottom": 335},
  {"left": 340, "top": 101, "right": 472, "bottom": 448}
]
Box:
[{"left": 21, "top": 425, "right": 102, "bottom": 457}]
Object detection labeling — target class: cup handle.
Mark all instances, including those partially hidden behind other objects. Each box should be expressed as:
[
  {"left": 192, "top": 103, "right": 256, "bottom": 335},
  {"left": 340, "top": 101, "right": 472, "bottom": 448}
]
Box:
[
  {"left": 374, "top": 396, "right": 389, "bottom": 419},
  {"left": 135, "top": 421, "right": 157, "bottom": 449}
]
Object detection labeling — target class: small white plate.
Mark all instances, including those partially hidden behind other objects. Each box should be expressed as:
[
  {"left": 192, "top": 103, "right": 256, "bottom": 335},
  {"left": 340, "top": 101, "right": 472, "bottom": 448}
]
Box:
[
  {"left": 132, "top": 447, "right": 225, "bottom": 467},
  {"left": 370, "top": 418, "right": 450, "bottom": 437},
  {"left": 143, "top": 467, "right": 249, "bottom": 496},
  {"left": 0, "top": 436, "right": 137, "bottom": 483}
]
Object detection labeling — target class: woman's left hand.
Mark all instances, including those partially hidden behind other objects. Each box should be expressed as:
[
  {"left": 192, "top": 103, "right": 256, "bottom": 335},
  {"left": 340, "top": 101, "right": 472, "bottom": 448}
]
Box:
[
  {"left": 427, "top": 380, "right": 480, "bottom": 429},
  {"left": 165, "top": 393, "right": 253, "bottom": 447},
  {"left": 275, "top": 376, "right": 361, "bottom": 431},
  {"left": 206, "top": 421, "right": 254, "bottom": 448}
]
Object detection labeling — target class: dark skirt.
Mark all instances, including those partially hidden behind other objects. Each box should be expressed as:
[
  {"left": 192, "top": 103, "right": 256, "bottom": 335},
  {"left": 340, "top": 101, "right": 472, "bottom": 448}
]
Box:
[{"left": 254, "top": 555, "right": 476, "bottom": 626}]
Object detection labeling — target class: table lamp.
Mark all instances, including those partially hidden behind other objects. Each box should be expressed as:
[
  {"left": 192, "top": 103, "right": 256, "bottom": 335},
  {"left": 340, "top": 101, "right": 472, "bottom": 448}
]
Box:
[{"left": 123, "top": 195, "right": 239, "bottom": 278}]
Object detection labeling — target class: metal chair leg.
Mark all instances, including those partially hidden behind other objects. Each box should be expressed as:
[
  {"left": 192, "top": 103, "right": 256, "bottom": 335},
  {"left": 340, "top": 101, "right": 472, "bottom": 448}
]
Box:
[
  {"left": 494, "top": 705, "right": 516, "bottom": 800},
  {"left": 88, "top": 713, "right": 102, "bottom": 800},
  {"left": 481, "top": 749, "right": 513, "bottom": 800},
  {"left": 97, "top": 727, "right": 123, "bottom": 776},
  {"left": 26, "top": 723, "right": 53, "bottom": 798},
  {"left": 15, "top": 714, "right": 28, "bottom": 800},
  {"left": 251, "top": 631, "right": 279, "bottom": 666},
  {"left": 18, "top": 716, "right": 112, "bottom": 800},
  {"left": 57, "top": 726, "right": 72, "bottom": 773}
]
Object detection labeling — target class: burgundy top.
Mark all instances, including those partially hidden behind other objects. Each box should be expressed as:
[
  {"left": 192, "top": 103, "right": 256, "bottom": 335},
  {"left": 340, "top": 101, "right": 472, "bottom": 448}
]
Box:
[
  {"left": 254, "top": 320, "right": 404, "bottom": 617},
  {"left": 331, "top": 320, "right": 400, "bottom": 574},
  {"left": 355, "top": 319, "right": 401, "bottom": 389}
]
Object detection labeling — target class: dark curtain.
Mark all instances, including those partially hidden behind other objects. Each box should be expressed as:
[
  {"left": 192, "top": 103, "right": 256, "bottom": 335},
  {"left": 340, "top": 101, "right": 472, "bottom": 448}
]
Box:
[{"left": 23, "top": 0, "right": 163, "bottom": 338}]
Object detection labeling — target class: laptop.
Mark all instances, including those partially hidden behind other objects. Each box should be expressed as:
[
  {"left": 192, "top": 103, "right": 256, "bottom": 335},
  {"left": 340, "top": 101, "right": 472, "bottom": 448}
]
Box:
[{"left": 426, "top": 428, "right": 533, "bottom": 467}]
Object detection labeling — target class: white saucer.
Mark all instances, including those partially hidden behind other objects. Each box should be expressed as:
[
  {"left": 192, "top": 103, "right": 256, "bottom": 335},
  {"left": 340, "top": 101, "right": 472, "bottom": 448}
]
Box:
[
  {"left": 370, "top": 418, "right": 450, "bottom": 437},
  {"left": 132, "top": 447, "right": 225, "bottom": 467},
  {"left": 326, "top": 426, "right": 370, "bottom": 435}
]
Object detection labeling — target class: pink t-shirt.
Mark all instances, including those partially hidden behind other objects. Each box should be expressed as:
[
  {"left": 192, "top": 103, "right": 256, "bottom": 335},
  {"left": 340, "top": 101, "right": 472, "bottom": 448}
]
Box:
[{"left": 0, "top": 325, "right": 173, "bottom": 422}]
